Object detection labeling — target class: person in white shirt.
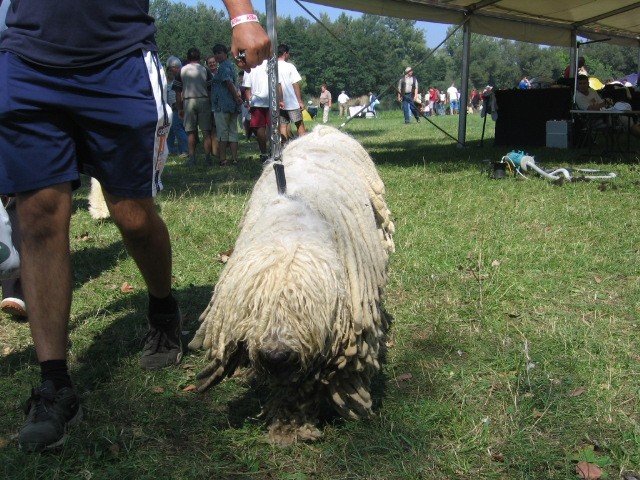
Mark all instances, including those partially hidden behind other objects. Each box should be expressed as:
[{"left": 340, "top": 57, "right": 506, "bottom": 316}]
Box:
[
  {"left": 337, "top": 90, "right": 350, "bottom": 117},
  {"left": 576, "top": 74, "right": 640, "bottom": 137},
  {"left": 447, "top": 83, "right": 459, "bottom": 114},
  {"left": 243, "top": 59, "right": 270, "bottom": 161},
  {"left": 277, "top": 44, "right": 306, "bottom": 142},
  {"left": 575, "top": 75, "right": 608, "bottom": 111}
]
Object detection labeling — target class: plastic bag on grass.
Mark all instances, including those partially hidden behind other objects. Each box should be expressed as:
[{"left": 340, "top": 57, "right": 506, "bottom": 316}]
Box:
[{"left": 0, "top": 202, "right": 20, "bottom": 279}]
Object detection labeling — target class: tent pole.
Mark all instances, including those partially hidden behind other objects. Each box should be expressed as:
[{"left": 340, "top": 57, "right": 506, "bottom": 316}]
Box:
[
  {"left": 458, "top": 18, "right": 471, "bottom": 148},
  {"left": 573, "top": 40, "right": 580, "bottom": 107},
  {"left": 265, "top": 0, "right": 286, "bottom": 194},
  {"left": 569, "top": 30, "right": 577, "bottom": 78},
  {"left": 637, "top": 39, "right": 640, "bottom": 86}
]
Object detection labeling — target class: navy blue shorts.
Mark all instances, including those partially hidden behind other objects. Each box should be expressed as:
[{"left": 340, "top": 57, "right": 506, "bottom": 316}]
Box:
[{"left": 0, "top": 50, "right": 171, "bottom": 197}]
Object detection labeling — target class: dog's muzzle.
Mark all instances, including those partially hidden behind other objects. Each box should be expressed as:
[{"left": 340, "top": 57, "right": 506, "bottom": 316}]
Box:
[{"left": 257, "top": 349, "right": 302, "bottom": 380}]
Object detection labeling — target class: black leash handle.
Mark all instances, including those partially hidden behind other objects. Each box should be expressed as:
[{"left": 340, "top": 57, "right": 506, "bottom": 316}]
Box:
[{"left": 273, "top": 162, "right": 286, "bottom": 195}]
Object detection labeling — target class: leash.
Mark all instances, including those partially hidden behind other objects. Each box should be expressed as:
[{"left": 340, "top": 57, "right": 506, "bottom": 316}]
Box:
[{"left": 266, "top": 0, "right": 286, "bottom": 194}]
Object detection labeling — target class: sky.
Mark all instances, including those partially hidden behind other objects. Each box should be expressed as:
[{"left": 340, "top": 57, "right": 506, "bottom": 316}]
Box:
[{"left": 173, "top": 0, "right": 450, "bottom": 47}]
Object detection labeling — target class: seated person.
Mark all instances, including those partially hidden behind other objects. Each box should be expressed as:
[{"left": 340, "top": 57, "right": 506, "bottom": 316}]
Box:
[
  {"left": 575, "top": 74, "right": 640, "bottom": 138},
  {"left": 518, "top": 76, "right": 530, "bottom": 89},
  {"left": 575, "top": 74, "right": 609, "bottom": 111}
]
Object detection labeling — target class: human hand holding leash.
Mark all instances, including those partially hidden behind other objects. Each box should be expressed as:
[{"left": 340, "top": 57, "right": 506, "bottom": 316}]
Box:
[{"left": 224, "top": 0, "right": 271, "bottom": 71}]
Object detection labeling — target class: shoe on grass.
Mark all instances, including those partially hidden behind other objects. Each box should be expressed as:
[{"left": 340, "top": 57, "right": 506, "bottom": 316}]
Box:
[
  {"left": 140, "top": 307, "right": 183, "bottom": 370},
  {"left": 19, "top": 380, "right": 82, "bottom": 452},
  {"left": 0, "top": 297, "right": 27, "bottom": 319}
]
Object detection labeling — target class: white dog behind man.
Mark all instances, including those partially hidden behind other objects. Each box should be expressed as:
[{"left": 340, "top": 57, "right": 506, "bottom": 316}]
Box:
[
  {"left": 88, "top": 177, "right": 110, "bottom": 220},
  {"left": 189, "top": 125, "right": 395, "bottom": 445}
]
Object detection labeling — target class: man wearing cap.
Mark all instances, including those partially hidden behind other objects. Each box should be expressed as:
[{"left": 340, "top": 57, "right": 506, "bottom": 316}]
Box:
[{"left": 398, "top": 66, "right": 420, "bottom": 124}]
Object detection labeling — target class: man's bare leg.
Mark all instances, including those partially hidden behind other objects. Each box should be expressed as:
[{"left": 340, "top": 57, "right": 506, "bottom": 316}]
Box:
[
  {"left": 104, "top": 192, "right": 181, "bottom": 370},
  {"left": 219, "top": 140, "right": 228, "bottom": 165},
  {"left": 202, "top": 129, "right": 213, "bottom": 165},
  {"left": 230, "top": 142, "right": 238, "bottom": 163},
  {"left": 104, "top": 194, "right": 172, "bottom": 298},
  {"left": 256, "top": 126, "right": 268, "bottom": 157},
  {"left": 16, "top": 183, "right": 83, "bottom": 452},
  {"left": 187, "top": 131, "right": 198, "bottom": 165},
  {"left": 17, "top": 183, "right": 73, "bottom": 362}
]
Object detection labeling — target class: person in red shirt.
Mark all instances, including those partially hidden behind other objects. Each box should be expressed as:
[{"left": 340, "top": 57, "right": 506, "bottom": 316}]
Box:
[{"left": 564, "top": 56, "right": 587, "bottom": 78}]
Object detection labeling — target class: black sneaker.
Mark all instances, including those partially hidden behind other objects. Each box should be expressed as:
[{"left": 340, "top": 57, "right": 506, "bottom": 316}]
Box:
[
  {"left": 19, "top": 380, "right": 82, "bottom": 452},
  {"left": 140, "top": 307, "right": 183, "bottom": 370}
]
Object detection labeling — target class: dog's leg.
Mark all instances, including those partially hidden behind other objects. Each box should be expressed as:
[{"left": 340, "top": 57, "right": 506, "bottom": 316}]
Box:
[{"left": 88, "top": 178, "right": 110, "bottom": 220}]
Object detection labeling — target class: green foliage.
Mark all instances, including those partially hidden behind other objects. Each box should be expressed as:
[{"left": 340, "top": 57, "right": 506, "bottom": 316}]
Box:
[
  {"left": 583, "top": 42, "right": 639, "bottom": 81},
  {"left": 570, "top": 445, "right": 613, "bottom": 470},
  {"left": 150, "top": 1, "right": 432, "bottom": 100},
  {"left": 150, "top": 0, "right": 638, "bottom": 100},
  {"left": 151, "top": 0, "right": 230, "bottom": 63}
]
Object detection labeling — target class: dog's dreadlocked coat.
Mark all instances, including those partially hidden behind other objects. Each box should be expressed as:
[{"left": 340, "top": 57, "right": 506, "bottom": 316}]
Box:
[{"left": 188, "top": 125, "right": 394, "bottom": 445}]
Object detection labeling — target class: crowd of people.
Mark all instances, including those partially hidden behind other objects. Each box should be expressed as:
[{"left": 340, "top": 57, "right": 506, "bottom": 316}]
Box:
[
  {"left": 164, "top": 42, "right": 309, "bottom": 166},
  {"left": 393, "top": 66, "right": 487, "bottom": 123}
]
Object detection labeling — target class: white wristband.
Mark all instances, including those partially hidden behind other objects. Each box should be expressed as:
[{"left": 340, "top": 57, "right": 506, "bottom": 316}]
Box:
[{"left": 230, "top": 14, "right": 259, "bottom": 28}]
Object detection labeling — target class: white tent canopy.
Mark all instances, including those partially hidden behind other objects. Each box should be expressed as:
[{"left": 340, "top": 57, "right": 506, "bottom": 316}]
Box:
[
  {"left": 302, "top": 0, "right": 640, "bottom": 145},
  {"left": 305, "top": 0, "right": 640, "bottom": 48}
]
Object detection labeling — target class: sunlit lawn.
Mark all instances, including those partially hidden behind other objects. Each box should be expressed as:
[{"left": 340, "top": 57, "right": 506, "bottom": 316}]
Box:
[{"left": 1, "top": 110, "right": 638, "bottom": 479}]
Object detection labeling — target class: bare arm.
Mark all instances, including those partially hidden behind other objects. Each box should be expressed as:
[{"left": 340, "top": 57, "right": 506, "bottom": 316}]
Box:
[
  {"left": 293, "top": 83, "right": 304, "bottom": 109},
  {"left": 278, "top": 84, "right": 284, "bottom": 109},
  {"left": 587, "top": 96, "right": 610, "bottom": 110},
  {"left": 223, "top": 0, "right": 271, "bottom": 70},
  {"left": 176, "top": 91, "right": 184, "bottom": 118},
  {"left": 224, "top": 80, "right": 242, "bottom": 105}
]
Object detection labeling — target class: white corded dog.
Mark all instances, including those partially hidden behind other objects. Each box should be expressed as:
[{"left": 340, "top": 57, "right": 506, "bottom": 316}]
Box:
[{"left": 189, "top": 125, "right": 394, "bottom": 444}]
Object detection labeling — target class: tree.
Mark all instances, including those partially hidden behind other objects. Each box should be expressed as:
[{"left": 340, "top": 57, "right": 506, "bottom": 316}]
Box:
[
  {"left": 151, "top": 0, "right": 229, "bottom": 63},
  {"left": 584, "top": 42, "right": 637, "bottom": 81},
  {"left": 150, "top": 1, "right": 638, "bottom": 97}
]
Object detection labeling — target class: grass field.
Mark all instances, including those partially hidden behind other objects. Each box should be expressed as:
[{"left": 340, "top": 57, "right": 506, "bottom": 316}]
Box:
[{"left": 1, "top": 110, "right": 639, "bottom": 479}]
